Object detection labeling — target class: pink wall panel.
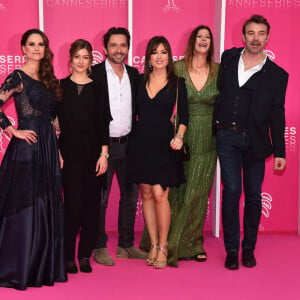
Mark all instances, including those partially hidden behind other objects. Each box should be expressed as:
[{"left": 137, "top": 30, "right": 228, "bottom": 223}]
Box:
[
  {"left": 132, "top": 0, "right": 215, "bottom": 73},
  {"left": 44, "top": 0, "right": 128, "bottom": 78}
]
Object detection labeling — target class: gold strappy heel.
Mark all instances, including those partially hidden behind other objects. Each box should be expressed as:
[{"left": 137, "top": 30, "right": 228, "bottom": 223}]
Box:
[
  {"left": 146, "top": 244, "right": 158, "bottom": 266},
  {"left": 154, "top": 245, "right": 168, "bottom": 269}
]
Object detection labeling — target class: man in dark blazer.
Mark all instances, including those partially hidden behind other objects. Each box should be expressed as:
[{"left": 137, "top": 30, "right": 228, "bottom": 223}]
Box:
[
  {"left": 91, "top": 27, "right": 147, "bottom": 266},
  {"left": 215, "top": 15, "right": 288, "bottom": 270}
]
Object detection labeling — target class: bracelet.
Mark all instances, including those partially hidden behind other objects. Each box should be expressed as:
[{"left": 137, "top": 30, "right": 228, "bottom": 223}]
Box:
[{"left": 100, "top": 153, "right": 109, "bottom": 158}]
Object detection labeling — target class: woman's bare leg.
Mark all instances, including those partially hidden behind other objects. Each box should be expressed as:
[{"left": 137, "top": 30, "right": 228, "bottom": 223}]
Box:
[
  {"left": 152, "top": 184, "right": 170, "bottom": 263},
  {"left": 140, "top": 184, "right": 158, "bottom": 260}
]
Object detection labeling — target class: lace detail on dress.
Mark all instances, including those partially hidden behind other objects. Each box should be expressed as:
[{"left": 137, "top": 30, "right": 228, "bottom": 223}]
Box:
[
  {"left": 0, "top": 70, "right": 63, "bottom": 237},
  {"left": 0, "top": 70, "right": 22, "bottom": 93},
  {"left": 0, "top": 71, "right": 22, "bottom": 129}
]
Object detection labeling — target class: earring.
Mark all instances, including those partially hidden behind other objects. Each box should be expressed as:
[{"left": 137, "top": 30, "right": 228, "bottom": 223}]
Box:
[
  {"left": 87, "top": 65, "right": 92, "bottom": 76},
  {"left": 148, "top": 61, "right": 153, "bottom": 71},
  {"left": 68, "top": 62, "right": 73, "bottom": 74}
]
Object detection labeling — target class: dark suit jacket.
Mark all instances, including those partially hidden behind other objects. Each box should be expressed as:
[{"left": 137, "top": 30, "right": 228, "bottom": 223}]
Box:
[
  {"left": 90, "top": 60, "right": 140, "bottom": 129},
  {"left": 217, "top": 47, "right": 289, "bottom": 159}
]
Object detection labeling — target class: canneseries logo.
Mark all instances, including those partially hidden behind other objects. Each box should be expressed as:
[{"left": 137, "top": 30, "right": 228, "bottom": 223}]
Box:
[
  {"left": 133, "top": 55, "right": 184, "bottom": 73},
  {"left": 265, "top": 49, "right": 275, "bottom": 60},
  {"left": 228, "top": 0, "right": 300, "bottom": 8},
  {"left": 92, "top": 50, "right": 104, "bottom": 65},
  {"left": 135, "top": 197, "right": 143, "bottom": 220},
  {"left": 46, "top": 0, "right": 126, "bottom": 9},
  {"left": 0, "top": 3, "right": 6, "bottom": 11},
  {"left": 0, "top": 55, "right": 26, "bottom": 77},
  {"left": 163, "top": 0, "right": 180, "bottom": 13},
  {"left": 285, "top": 126, "right": 297, "bottom": 152},
  {"left": 258, "top": 192, "right": 273, "bottom": 231}
]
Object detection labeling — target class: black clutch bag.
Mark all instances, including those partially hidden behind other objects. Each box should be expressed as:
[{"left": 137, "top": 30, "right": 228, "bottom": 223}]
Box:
[{"left": 173, "top": 141, "right": 190, "bottom": 161}]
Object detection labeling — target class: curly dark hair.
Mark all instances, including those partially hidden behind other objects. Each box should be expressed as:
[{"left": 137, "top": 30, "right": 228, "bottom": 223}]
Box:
[{"left": 21, "top": 29, "right": 62, "bottom": 100}]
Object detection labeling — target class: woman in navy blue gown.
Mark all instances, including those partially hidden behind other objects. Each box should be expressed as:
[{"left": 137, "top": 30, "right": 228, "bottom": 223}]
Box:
[{"left": 0, "top": 29, "right": 67, "bottom": 290}]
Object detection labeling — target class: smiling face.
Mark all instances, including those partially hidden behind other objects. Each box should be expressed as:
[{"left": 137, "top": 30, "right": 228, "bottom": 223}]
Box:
[
  {"left": 149, "top": 43, "right": 169, "bottom": 71},
  {"left": 71, "top": 48, "right": 91, "bottom": 74},
  {"left": 104, "top": 34, "right": 129, "bottom": 65},
  {"left": 243, "top": 22, "right": 269, "bottom": 55},
  {"left": 194, "top": 28, "right": 211, "bottom": 56},
  {"left": 22, "top": 33, "right": 45, "bottom": 61}
]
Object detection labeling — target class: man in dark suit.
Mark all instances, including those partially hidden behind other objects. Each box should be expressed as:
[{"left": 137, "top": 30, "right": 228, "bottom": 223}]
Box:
[
  {"left": 215, "top": 15, "right": 288, "bottom": 270},
  {"left": 91, "top": 27, "right": 147, "bottom": 266}
]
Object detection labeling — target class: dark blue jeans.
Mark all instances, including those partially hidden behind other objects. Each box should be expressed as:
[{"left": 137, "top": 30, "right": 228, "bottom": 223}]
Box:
[{"left": 216, "top": 129, "right": 265, "bottom": 252}]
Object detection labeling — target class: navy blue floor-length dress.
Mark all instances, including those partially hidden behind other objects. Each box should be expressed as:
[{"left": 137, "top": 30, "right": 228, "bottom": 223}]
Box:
[{"left": 0, "top": 70, "right": 67, "bottom": 290}]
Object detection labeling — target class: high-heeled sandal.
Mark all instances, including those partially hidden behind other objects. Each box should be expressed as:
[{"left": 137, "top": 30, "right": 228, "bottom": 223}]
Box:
[
  {"left": 154, "top": 245, "right": 168, "bottom": 269},
  {"left": 146, "top": 244, "right": 158, "bottom": 266},
  {"left": 194, "top": 252, "right": 207, "bottom": 262}
]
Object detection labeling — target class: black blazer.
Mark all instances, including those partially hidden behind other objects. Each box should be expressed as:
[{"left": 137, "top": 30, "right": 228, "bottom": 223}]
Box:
[
  {"left": 90, "top": 60, "right": 140, "bottom": 129},
  {"left": 217, "top": 47, "right": 289, "bottom": 159}
]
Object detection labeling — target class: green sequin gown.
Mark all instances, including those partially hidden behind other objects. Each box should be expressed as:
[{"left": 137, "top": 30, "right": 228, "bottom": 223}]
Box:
[{"left": 139, "top": 60, "right": 219, "bottom": 267}]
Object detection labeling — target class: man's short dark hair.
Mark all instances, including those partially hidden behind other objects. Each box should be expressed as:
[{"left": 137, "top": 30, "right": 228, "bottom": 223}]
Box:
[
  {"left": 242, "top": 15, "right": 270, "bottom": 35},
  {"left": 103, "top": 27, "right": 131, "bottom": 49}
]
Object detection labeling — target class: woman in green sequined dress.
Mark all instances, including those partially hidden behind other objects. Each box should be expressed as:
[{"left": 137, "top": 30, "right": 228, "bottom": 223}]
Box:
[
  {"left": 140, "top": 26, "right": 219, "bottom": 266},
  {"left": 167, "top": 25, "right": 219, "bottom": 266}
]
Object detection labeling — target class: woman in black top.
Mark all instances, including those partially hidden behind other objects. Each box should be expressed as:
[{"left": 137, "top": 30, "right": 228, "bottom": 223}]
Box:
[
  {"left": 128, "top": 36, "right": 188, "bottom": 268},
  {"left": 56, "top": 39, "right": 111, "bottom": 273}
]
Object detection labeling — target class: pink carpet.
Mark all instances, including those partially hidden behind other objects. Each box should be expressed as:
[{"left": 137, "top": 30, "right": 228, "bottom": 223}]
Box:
[{"left": 1, "top": 232, "right": 300, "bottom": 300}]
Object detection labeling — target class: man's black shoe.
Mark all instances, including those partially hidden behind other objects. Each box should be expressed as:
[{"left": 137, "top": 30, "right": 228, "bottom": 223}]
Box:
[
  {"left": 242, "top": 249, "right": 256, "bottom": 268},
  {"left": 66, "top": 260, "right": 78, "bottom": 274},
  {"left": 225, "top": 250, "right": 239, "bottom": 270},
  {"left": 79, "top": 258, "right": 92, "bottom": 273}
]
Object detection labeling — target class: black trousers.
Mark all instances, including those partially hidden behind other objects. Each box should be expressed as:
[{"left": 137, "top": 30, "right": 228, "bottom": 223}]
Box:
[
  {"left": 216, "top": 129, "right": 265, "bottom": 252},
  {"left": 96, "top": 140, "right": 139, "bottom": 248},
  {"left": 62, "top": 158, "right": 102, "bottom": 261}
]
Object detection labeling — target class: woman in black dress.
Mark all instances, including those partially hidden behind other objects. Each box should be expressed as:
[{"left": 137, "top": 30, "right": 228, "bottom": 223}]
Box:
[
  {"left": 0, "top": 29, "right": 66, "bottom": 290},
  {"left": 56, "top": 39, "right": 111, "bottom": 273},
  {"left": 128, "top": 36, "right": 188, "bottom": 268}
]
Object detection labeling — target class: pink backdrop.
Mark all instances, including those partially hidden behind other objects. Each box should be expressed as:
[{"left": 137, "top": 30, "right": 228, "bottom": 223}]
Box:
[{"left": 0, "top": 0, "right": 299, "bottom": 233}]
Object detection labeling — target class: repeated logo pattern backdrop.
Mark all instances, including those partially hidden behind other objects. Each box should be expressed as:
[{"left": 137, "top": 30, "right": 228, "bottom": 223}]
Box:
[{"left": 0, "top": 0, "right": 299, "bottom": 232}]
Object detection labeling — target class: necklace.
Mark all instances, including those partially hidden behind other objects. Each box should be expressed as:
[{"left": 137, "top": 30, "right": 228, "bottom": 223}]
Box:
[{"left": 192, "top": 65, "right": 208, "bottom": 75}]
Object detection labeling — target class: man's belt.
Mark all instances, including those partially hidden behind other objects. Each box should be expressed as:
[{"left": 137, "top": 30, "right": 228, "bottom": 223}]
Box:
[
  {"left": 216, "top": 124, "right": 244, "bottom": 133},
  {"left": 109, "top": 134, "right": 129, "bottom": 143}
]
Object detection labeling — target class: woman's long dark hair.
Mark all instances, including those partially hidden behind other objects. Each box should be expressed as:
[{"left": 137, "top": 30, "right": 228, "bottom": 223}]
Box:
[
  {"left": 21, "top": 29, "right": 62, "bottom": 99},
  {"left": 184, "top": 25, "right": 216, "bottom": 78},
  {"left": 144, "top": 36, "right": 176, "bottom": 86}
]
